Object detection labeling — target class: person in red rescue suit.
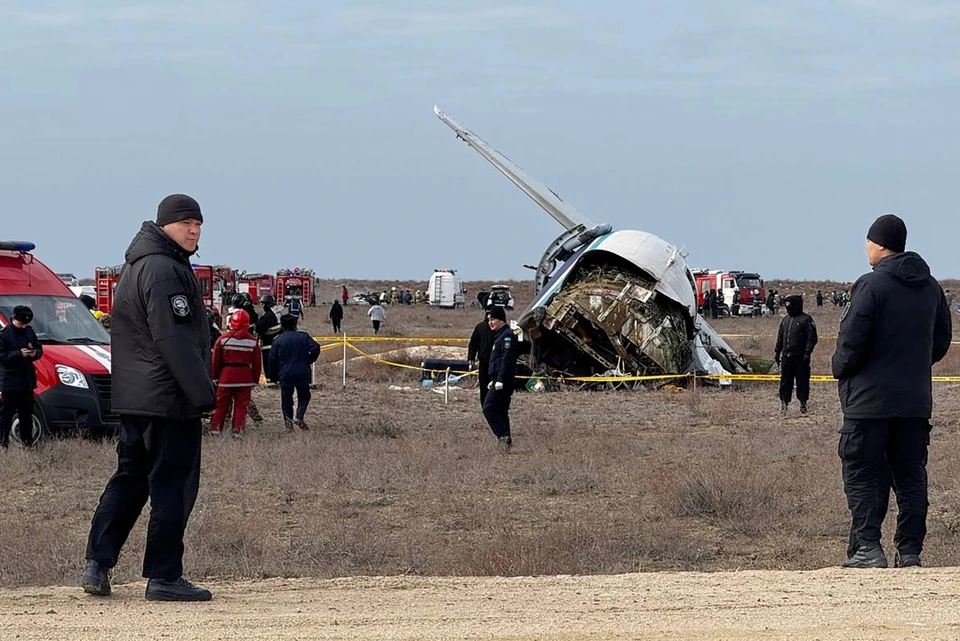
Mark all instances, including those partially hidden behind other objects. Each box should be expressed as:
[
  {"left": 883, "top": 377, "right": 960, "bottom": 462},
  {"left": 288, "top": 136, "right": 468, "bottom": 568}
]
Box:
[{"left": 210, "top": 309, "right": 262, "bottom": 436}]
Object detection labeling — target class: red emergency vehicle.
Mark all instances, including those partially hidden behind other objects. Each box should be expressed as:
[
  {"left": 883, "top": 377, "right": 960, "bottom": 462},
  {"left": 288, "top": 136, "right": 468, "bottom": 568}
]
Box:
[
  {"left": 95, "top": 264, "right": 123, "bottom": 314},
  {"left": 191, "top": 264, "right": 218, "bottom": 316},
  {"left": 237, "top": 272, "right": 275, "bottom": 305},
  {"left": 275, "top": 268, "right": 314, "bottom": 306},
  {"left": 1, "top": 241, "right": 118, "bottom": 445},
  {"left": 691, "top": 269, "right": 766, "bottom": 316}
]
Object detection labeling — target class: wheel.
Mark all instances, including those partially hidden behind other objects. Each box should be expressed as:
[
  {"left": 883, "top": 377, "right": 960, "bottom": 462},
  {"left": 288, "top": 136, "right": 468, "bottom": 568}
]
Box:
[{"left": 10, "top": 403, "right": 46, "bottom": 447}]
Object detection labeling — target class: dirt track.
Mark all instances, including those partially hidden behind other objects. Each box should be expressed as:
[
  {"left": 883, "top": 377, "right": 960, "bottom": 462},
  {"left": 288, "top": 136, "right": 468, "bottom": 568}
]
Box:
[{"left": 3, "top": 569, "right": 960, "bottom": 640}]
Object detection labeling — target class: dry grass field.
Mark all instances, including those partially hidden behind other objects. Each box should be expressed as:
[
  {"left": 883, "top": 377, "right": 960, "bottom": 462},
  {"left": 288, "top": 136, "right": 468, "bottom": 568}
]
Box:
[{"left": 1, "top": 277, "right": 959, "bottom": 593}]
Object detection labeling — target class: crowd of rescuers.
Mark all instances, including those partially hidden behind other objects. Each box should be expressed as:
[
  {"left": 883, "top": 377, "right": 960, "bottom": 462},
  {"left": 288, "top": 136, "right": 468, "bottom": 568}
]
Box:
[{"left": 12, "top": 195, "right": 946, "bottom": 603}]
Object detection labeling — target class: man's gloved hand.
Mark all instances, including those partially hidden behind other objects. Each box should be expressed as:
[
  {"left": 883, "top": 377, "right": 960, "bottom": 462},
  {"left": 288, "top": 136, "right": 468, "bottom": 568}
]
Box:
[
  {"left": 803, "top": 353, "right": 811, "bottom": 363},
  {"left": 494, "top": 381, "right": 503, "bottom": 391},
  {"left": 487, "top": 381, "right": 493, "bottom": 389},
  {"left": 774, "top": 353, "right": 781, "bottom": 366}
]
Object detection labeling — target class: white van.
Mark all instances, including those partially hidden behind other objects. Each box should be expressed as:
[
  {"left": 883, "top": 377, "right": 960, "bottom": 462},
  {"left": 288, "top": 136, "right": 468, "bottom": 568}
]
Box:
[{"left": 427, "top": 269, "right": 465, "bottom": 308}]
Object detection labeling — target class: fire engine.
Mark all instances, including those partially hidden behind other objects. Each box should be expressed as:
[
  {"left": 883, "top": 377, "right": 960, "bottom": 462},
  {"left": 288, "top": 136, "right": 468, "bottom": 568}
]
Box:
[
  {"left": 1, "top": 240, "right": 119, "bottom": 445},
  {"left": 237, "top": 272, "right": 275, "bottom": 305},
  {"left": 275, "top": 268, "right": 314, "bottom": 306},
  {"left": 95, "top": 265, "right": 123, "bottom": 314},
  {"left": 691, "top": 269, "right": 767, "bottom": 316}
]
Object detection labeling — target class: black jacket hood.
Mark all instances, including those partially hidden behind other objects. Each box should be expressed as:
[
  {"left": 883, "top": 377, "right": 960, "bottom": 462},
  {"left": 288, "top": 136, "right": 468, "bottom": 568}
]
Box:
[
  {"left": 873, "top": 251, "right": 931, "bottom": 289},
  {"left": 784, "top": 294, "right": 804, "bottom": 316},
  {"left": 124, "top": 221, "right": 195, "bottom": 266}
]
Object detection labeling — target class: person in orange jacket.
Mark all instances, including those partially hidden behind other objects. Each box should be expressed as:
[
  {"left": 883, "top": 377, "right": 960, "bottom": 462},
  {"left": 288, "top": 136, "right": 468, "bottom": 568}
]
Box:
[{"left": 210, "top": 309, "right": 262, "bottom": 437}]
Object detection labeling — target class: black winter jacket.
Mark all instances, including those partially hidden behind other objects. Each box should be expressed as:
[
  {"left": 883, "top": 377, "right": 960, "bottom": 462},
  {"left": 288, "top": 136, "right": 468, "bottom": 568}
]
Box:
[
  {"left": 0, "top": 324, "right": 43, "bottom": 392},
  {"left": 467, "top": 319, "right": 494, "bottom": 365},
  {"left": 487, "top": 325, "right": 518, "bottom": 390},
  {"left": 110, "top": 222, "right": 216, "bottom": 419},
  {"left": 775, "top": 297, "right": 818, "bottom": 360},
  {"left": 269, "top": 328, "right": 321, "bottom": 386},
  {"left": 831, "top": 252, "right": 952, "bottom": 419}
]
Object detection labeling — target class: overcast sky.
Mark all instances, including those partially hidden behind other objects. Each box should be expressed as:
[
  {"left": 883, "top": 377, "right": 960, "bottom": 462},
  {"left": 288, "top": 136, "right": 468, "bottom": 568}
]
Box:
[{"left": 1, "top": 1, "right": 956, "bottom": 283}]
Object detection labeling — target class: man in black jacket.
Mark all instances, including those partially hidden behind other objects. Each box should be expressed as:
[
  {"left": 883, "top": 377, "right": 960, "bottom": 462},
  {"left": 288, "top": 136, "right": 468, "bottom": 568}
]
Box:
[
  {"left": 83, "top": 194, "right": 217, "bottom": 602},
  {"left": 467, "top": 310, "right": 494, "bottom": 408},
  {"left": 482, "top": 306, "right": 517, "bottom": 451},
  {"left": 270, "top": 313, "right": 321, "bottom": 431},
  {"left": 832, "top": 214, "right": 952, "bottom": 569},
  {"left": 0, "top": 306, "right": 43, "bottom": 448},
  {"left": 774, "top": 295, "right": 818, "bottom": 415}
]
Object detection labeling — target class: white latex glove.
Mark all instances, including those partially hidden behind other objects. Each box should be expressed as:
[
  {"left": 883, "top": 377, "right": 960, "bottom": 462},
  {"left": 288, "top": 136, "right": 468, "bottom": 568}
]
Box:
[{"left": 494, "top": 381, "right": 503, "bottom": 391}]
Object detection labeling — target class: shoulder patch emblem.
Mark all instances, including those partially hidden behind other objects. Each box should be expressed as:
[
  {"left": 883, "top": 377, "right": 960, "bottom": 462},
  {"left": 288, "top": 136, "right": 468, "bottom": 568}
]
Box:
[{"left": 170, "top": 294, "right": 190, "bottom": 318}]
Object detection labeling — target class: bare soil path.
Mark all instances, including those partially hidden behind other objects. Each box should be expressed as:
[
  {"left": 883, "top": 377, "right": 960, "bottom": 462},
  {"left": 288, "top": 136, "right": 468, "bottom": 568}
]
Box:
[{"left": 3, "top": 568, "right": 960, "bottom": 640}]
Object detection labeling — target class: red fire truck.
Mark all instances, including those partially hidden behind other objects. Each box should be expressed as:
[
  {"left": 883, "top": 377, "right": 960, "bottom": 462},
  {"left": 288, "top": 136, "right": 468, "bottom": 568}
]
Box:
[
  {"left": 275, "top": 268, "right": 314, "bottom": 307},
  {"left": 691, "top": 269, "right": 766, "bottom": 316},
  {"left": 237, "top": 272, "right": 275, "bottom": 305},
  {"left": 95, "top": 265, "right": 123, "bottom": 314},
  {"left": 1, "top": 240, "right": 119, "bottom": 445}
]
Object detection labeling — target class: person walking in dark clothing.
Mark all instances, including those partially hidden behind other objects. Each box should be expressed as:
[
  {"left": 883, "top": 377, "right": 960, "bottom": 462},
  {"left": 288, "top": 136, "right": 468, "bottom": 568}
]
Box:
[
  {"left": 270, "top": 313, "right": 321, "bottom": 431},
  {"left": 482, "top": 306, "right": 517, "bottom": 451},
  {"left": 329, "top": 300, "right": 344, "bottom": 334},
  {"left": 816, "top": 290, "right": 824, "bottom": 308},
  {"left": 832, "top": 214, "right": 952, "bottom": 569},
  {"left": 774, "top": 295, "right": 818, "bottom": 415},
  {"left": 0, "top": 306, "right": 43, "bottom": 448},
  {"left": 467, "top": 310, "right": 494, "bottom": 408},
  {"left": 83, "top": 194, "right": 216, "bottom": 602}
]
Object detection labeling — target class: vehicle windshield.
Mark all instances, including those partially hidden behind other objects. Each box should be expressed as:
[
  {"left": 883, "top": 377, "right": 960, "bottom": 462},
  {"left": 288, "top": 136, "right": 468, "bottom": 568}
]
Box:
[
  {"left": 736, "top": 276, "right": 762, "bottom": 289},
  {"left": 0, "top": 295, "right": 110, "bottom": 345}
]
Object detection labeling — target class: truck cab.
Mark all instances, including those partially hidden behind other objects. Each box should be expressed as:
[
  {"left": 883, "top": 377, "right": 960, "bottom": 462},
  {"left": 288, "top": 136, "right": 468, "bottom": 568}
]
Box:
[
  {"left": 275, "top": 268, "right": 314, "bottom": 309},
  {"left": 1, "top": 241, "right": 118, "bottom": 445}
]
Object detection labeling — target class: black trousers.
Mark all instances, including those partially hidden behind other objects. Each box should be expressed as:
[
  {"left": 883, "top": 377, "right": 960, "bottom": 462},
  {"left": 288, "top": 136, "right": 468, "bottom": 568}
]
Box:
[
  {"left": 261, "top": 346, "right": 277, "bottom": 383},
  {"left": 839, "top": 417, "right": 930, "bottom": 556},
  {"left": 779, "top": 355, "right": 810, "bottom": 403},
  {"left": 280, "top": 384, "right": 311, "bottom": 421},
  {"left": 86, "top": 415, "right": 202, "bottom": 579},
  {"left": 0, "top": 390, "right": 34, "bottom": 448},
  {"left": 477, "top": 364, "right": 490, "bottom": 409},
  {"left": 372, "top": 320, "right": 381, "bottom": 334},
  {"left": 482, "top": 387, "right": 513, "bottom": 439},
  {"left": 332, "top": 320, "right": 341, "bottom": 334}
]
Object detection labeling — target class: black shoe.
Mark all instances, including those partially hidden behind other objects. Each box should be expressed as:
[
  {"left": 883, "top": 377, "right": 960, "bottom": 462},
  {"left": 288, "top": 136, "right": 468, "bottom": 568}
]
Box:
[
  {"left": 780, "top": 401, "right": 788, "bottom": 416},
  {"left": 295, "top": 419, "right": 309, "bottom": 431},
  {"left": 81, "top": 560, "right": 111, "bottom": 596},
  {"left": 800, "top": 402, "right": 808, "bottom": 414},
  {"left": 497, "top": 435, "right": 512, "bottom": 452},
  {"left": 896, "top": 553, "right": 922, "bottom": 568},
  {"left": 145, "top": 577, "right": 212, "bottom": 602},
  {"left": 843, "top": 542, "right": 888, "bottom": 568}
]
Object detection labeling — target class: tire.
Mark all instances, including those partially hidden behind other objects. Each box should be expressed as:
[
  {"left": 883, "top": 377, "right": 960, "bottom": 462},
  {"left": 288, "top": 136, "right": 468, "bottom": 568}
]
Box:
[{"left": 10, "top": 403, "right": 46, "bottom": 447}]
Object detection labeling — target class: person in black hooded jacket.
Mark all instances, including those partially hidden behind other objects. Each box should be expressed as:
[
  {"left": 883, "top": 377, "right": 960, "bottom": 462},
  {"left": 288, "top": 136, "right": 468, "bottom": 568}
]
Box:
[
  {"left": 0, "top": 305, "right": 43, "bottom": 448},
  {"left": 82, "top": 194, "right": 216, "bottom": 603},
  {"left": 774, "top": 294, "right": 818, "bottom": 415},
  {"left": 832, "top": 214, "right": 952, "bottom": 570}
]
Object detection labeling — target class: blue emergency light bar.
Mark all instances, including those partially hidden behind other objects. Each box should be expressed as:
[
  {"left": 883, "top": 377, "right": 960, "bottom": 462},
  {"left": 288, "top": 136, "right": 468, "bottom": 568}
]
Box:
[{"left": 0, "top": 241, "right": 36, "bottom": 252}]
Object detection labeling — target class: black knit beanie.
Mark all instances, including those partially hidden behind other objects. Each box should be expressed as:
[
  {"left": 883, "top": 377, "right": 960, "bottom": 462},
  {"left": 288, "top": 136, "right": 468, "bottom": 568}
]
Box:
[
  {"left": 157, "top": 194, "right": 203, "bottom": 226},
  {"left": 488, "top": 306, "right": 506, "bottom": 322},
  {"left": 867, "top": 214, "right": 906, "bottom": 253}
]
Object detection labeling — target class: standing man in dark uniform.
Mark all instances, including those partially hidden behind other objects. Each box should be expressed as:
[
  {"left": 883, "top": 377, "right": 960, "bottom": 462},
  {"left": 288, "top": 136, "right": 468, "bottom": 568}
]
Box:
[
  {"left": 0, "top": 306, "right": 43, "bottom": 448},
  {"left": 832, "top": 214, "right": 952, "bottom": 569},
  {"left": 82, "top": 194, "right": 217, "bottom": 601},
  {"left": 467, "top": 310, "right": 494, "bottom": 408},
  {"left": 482, "top": 306, "right": 517, "bottom": 451},
  {"left": 256, "top": 294, "right": 283, "bottom": 385},
  {"left": 774, "top": 294, "right": 818, "bottom": 415}
]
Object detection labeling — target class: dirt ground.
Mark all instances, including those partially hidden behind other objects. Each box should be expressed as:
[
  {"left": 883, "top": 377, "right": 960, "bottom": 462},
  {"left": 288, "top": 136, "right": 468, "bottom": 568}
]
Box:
[{"left": 3, "top": 568, "right": 960, "bottom": 640}]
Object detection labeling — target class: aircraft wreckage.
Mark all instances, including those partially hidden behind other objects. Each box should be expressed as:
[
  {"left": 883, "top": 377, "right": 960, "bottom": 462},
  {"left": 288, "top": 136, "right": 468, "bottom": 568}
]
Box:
[{"left": 434, "top": 106, "right": 751, "bottom": 384}]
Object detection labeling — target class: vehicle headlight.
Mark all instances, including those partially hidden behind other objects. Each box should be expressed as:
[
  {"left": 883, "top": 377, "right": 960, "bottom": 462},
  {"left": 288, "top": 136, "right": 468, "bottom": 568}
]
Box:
[{"left": 56, "top": 365, "right": 89, "bottom": 389}]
